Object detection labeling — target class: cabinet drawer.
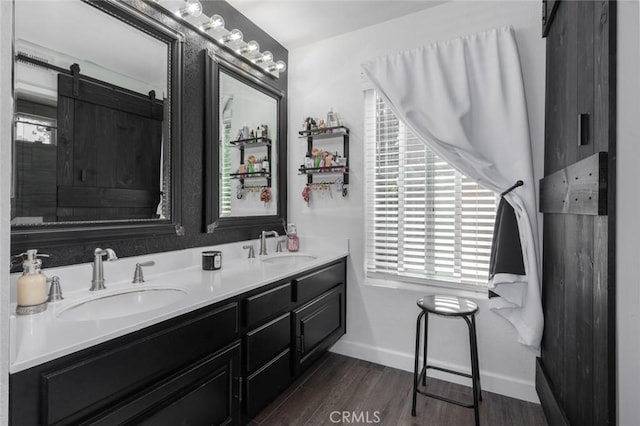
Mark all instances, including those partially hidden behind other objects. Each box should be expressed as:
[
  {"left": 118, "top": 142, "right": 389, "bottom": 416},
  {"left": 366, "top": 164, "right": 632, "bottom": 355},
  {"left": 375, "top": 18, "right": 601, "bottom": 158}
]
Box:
[
  {"left": 245, "top": 348, "right": 291, "bottom": 418},
  {"left": 244, "top": 282, "right": 291, "bottom": 327},
  {"left": 294, "top": 261, "right": 345, "bottom": 303},
  {"left": 88, "top": 342, "right": 241, "bottom": 426},
  {"left": 41, "top": 302, "right": 239, "bottom": 425},
  {"left": 246, "top": 313, "right": 290, "bottom": 373}
]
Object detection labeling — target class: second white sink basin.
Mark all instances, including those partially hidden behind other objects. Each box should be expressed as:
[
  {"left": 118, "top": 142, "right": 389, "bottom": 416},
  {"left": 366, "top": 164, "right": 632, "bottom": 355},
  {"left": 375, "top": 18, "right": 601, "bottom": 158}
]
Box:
[
  {"left": 56, "top": 287, "right": 187, "bottom": 321},
  {"left": 261, "top": 255, "right": 317, "bottom": 266}
]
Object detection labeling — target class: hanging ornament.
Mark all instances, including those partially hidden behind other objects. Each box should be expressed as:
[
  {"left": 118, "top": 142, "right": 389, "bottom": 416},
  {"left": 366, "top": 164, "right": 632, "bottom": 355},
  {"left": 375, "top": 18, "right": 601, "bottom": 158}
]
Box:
[
  {"left": 260, "top": 187, "right": 272, "bottom": 204},
  {"left": 302, "top": 185, "right": 311, "bottom": 204}
]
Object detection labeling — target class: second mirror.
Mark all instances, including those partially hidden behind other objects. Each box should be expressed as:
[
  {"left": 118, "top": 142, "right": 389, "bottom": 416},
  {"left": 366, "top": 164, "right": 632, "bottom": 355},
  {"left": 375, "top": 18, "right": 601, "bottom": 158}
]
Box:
[
  {"left": 204, "top": 48, "right": 287, "bottom": 236},
  {"left": 219, "top": 71, "right": 278, "bottom": 217}
]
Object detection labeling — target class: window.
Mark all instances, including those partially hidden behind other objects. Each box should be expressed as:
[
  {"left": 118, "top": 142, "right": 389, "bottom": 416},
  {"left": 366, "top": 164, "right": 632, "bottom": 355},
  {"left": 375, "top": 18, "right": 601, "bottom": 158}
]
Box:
[{"left": 364, "top": 90, "right": 497, "bottom": 289}]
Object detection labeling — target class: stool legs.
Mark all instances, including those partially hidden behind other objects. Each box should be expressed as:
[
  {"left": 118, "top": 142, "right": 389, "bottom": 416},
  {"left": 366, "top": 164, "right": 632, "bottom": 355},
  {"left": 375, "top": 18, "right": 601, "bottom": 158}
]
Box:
[
  {"left": 464, "top": 316, "right": 480, "bottom": 426},
  {"left": 412, "top": 311, "right": 425, "bottom": 417},
  {"left": 422, "top": 313, "right": 428, "bottom": 386},
  {"left": 471, "top": 315, "right": 482, "bottom": 402}
]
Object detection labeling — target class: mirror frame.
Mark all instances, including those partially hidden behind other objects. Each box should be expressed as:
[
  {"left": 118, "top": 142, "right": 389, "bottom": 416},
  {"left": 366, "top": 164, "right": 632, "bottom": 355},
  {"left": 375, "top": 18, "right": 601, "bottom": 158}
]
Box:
[
  {"left": 204, "top": 48, "right": 287, "bottom": 235},
  {"left": 11, "top": 0, "right": 184, "bottom": 251}
]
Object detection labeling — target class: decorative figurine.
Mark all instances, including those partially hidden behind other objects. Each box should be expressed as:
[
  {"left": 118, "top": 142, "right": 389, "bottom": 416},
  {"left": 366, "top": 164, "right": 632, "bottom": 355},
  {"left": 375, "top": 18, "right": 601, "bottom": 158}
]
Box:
[{"left": 247, "top": 155, "right": 256, "bottom": 173}]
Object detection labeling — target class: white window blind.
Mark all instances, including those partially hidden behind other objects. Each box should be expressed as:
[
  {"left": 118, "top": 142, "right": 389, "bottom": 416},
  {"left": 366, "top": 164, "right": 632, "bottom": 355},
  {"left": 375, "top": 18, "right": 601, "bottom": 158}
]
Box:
[{"left": 364, "top": 90, "right": 497, "bottom": 289}]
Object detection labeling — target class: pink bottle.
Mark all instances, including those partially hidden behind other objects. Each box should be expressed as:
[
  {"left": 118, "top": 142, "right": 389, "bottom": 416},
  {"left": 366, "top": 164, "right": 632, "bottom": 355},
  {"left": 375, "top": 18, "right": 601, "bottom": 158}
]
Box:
[{"left": 287, "top": 224, "right": 300, "bottom": 252}]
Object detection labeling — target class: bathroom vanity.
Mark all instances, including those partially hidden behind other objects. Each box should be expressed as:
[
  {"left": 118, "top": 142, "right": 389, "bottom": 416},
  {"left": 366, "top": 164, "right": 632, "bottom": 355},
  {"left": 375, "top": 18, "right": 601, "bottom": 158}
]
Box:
[{"left": 9, "top": 242, "right": 347, "bottom": 425}]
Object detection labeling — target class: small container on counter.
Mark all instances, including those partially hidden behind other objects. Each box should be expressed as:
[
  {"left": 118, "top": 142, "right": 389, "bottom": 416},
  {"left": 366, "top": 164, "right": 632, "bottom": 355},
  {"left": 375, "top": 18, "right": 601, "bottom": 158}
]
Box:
[
  {"left": 287, "top": 224, "right": 300, "bottom": 252},
  {"left": 202, "top": 251, "right": 222, "bottom": 270}
]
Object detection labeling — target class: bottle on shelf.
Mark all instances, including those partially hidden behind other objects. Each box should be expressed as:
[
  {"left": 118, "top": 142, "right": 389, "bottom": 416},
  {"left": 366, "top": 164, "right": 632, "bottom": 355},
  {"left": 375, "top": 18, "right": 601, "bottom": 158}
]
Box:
[
  {"left": 327, "top": 108, "right": 339, "bottom": 128},
  {"left": 287, "top": 224, "right": 300, "bottom": 252},
  {"left": 304, "top": 152, "right": 313, "bottom": 169}
]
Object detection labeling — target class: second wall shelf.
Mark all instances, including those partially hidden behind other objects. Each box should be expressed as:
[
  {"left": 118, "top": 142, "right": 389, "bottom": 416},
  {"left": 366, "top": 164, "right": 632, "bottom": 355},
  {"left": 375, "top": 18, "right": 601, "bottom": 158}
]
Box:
[{"left": 298, "top": 126, "right": 349, "bottom": 196}]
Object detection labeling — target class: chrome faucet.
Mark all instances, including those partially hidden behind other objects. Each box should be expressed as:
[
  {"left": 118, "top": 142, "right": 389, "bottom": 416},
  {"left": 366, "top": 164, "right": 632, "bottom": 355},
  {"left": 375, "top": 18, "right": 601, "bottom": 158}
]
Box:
[
  {"left": 259, "top": 230, "right": 279, "bottom": 255},
  {"left": 90, "top": 248, "right": 118, "bottom": 291}
]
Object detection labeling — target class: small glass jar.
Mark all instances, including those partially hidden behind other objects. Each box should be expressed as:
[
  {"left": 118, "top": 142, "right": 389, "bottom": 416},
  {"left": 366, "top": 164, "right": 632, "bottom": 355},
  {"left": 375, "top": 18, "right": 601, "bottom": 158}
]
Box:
[{"left": 287, "top": 224, "right": 299, "bottom": 252}]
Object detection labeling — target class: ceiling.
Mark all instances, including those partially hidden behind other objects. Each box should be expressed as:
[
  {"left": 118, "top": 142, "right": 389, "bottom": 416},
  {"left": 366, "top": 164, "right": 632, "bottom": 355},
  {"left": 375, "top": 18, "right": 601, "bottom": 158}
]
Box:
[{"left": 225, "top": 0, "right": 447, "bottom": 49}]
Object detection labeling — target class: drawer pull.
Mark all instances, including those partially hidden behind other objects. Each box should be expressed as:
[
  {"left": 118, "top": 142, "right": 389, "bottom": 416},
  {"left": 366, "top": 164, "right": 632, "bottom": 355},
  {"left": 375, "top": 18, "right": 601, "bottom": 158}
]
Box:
[{"left": 234, "top": 376, "right": 243, "bottom": 402}]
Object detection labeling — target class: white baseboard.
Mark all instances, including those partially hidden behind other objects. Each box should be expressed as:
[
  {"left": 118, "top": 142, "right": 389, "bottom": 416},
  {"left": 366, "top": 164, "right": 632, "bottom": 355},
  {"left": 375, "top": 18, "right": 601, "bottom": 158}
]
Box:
[{"left": 330, "top": 339, "right": 540, "bottom": 404}]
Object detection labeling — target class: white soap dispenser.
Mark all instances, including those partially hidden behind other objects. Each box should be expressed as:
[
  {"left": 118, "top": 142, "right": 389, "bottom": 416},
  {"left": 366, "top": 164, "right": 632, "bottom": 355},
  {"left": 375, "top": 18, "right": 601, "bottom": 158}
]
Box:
[{"left": 16, "top": 249, "right": 49, "bottom": 315}]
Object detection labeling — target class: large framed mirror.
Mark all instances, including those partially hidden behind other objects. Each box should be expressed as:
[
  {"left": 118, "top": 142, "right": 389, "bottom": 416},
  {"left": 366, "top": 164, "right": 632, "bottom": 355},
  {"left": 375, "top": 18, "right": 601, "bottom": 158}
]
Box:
[
  {"left": 11, "top": 0, "right": 183, "bottom": 251},
  {"left": 204, "top": 48, "right": 287, "bottom": 235}
]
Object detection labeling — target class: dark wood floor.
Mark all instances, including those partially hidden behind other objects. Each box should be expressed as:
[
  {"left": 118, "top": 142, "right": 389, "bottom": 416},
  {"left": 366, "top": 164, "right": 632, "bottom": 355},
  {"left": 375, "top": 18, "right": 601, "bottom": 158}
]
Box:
[{"left": 251, "top": 353, "right": 547, "bottom": 426}]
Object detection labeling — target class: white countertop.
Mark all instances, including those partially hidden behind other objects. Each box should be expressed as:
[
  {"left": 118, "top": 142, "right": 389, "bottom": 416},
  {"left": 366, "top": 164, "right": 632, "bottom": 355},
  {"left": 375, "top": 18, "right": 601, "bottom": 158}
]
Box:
[{"left": 9, "top": 237, "right": 349, "bottom": 373}]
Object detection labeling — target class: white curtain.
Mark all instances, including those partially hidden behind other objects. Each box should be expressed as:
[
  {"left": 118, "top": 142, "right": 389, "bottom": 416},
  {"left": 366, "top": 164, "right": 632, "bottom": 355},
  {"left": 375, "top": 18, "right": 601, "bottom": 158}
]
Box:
[{"left": 361, "top": 26, "right": 542, "bottom": 348}]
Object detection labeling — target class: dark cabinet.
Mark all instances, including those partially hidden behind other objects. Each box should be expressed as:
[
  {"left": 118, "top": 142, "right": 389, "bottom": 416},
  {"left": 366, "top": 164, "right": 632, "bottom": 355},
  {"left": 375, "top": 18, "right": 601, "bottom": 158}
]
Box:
[
  {"left": 11, "top": 302, "right": 240, "bottom": 425},
  {"left": 293, "top": 285, "right": 345, "bottom": 374},
  {"left": 245, "top": 348, "right": 291, "bottom": 418},
  {"left": 88, "top": 342, "right": 241, "bottom": 426},
  {"left": 10, "top": 258, "right": 347, "bottom": 425},
  {"left": 245, "top": 313, "right": 291, "bottom": 373},
  {"left": 294, "top": 262, "right": 345, "bottom": 304},
  {"left": 244, "top": 282, "right": 291, "bottom": 328}
]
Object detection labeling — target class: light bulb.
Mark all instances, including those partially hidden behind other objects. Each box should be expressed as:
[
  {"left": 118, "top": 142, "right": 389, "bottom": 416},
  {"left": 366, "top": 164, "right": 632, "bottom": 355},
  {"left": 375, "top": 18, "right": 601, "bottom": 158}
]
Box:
[
  {"left": 267, "top": 60, "right": 286, "bottom": 73},
  {"left": 200, "top": 14, "right": 224, "bottom": 32},
  {"left": 221, "top": 29, "right": 243, "bottom": 44},
  {"left": 175, "top": 0, "right": 202, "bottom": 18},
  {"left": 237, "top": 40, "right": 260, "bottom": 56},
  {"left": 254, "top": 51, "right": 273, "bottom": 64}
]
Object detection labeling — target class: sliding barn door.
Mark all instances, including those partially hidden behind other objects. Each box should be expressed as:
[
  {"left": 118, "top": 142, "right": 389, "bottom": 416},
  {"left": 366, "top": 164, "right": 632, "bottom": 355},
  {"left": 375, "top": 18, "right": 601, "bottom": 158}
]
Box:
[{"left": 536, "top": 1, "right": 616, "bottom": 425}]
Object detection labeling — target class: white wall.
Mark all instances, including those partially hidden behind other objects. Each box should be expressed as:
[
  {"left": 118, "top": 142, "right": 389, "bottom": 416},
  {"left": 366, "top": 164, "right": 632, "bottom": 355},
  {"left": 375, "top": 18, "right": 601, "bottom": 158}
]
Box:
[
  {"left": 288, "top": 1, "right": 545, "bottom": 402},
  {"left": 616, "top": 1, "right": 640, "bottom": 424},
  {"left": 0, "top": 1, "right": 13, "bottom": 423}
]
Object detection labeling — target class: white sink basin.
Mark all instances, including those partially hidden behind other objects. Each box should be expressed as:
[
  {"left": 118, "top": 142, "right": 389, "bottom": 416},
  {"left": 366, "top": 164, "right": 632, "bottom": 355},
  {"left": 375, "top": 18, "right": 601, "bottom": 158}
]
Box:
[
  {"left": 261, "top": 255, "right": 317, "bottom": 266},
  {"left": 56, "top": 287, "right": 187, "bottom": 321}
]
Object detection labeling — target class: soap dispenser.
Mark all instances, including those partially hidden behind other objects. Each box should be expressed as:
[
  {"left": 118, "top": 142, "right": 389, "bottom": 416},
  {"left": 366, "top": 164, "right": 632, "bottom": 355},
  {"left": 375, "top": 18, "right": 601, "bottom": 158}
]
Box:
[
  {"left": 15, "top": 249, "right": 49, "bottom": 315},
  {"left": 287, "top": 224, "right": 300, "bottom": 252}
]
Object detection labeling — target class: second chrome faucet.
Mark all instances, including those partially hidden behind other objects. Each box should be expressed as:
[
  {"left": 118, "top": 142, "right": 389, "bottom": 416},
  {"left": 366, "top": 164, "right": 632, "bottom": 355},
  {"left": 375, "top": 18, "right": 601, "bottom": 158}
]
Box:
[
  {"left": 259, "top": 230, "right": 279, "bottom": 256},
  {"left": 90, "top": 248, "right": 117, "bottom": 291}
]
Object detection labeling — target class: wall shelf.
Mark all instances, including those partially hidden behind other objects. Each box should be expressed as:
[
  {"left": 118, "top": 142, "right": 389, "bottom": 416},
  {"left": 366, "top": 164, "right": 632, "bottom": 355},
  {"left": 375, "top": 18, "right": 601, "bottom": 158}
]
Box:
[
  {"left": 298, "top": 125, "right": 349, "bottom": 196},
  {"left": 297, "top": 166, "right": 348, "bottom": 175}
]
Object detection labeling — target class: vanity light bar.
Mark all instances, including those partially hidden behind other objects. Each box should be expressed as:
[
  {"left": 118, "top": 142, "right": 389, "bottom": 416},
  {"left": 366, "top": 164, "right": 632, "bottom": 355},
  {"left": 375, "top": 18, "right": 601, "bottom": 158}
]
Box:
[{"left": 158, "top": 0, "right": 287, "bottom": 77}]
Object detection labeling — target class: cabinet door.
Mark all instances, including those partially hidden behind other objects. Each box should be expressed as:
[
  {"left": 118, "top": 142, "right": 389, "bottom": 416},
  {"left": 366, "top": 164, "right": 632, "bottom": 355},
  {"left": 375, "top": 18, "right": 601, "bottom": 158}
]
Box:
[
  {"left": 89, "top": 342, "right": 241, "bottom": 426},
  {"left": 293, "top": 285, "right": 345, "bottom": 373}
]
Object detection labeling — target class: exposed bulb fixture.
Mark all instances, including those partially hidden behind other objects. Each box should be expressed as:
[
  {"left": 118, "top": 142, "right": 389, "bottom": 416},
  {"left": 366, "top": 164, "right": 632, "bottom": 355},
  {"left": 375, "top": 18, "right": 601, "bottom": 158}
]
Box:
[
  {"left": 176, "top": 0, "right": 202, "bottom": 18},
  {"left": 154, "top": 1, "right": 287, "bottom": 78},
  {"left": 254, "top": 50, "right": 273, "bottom": 64},
  {"left": 200, "top": 14, "right": 224, "bottom": 32},
  {"left": 237, "top": 40, "right": 260, "bottom": 56},
  {"left": 266, "top": 60, "right": 287, "bottom": 73},
  {"left": 221, "top": 29, "right": 243, "bottom": 45}
]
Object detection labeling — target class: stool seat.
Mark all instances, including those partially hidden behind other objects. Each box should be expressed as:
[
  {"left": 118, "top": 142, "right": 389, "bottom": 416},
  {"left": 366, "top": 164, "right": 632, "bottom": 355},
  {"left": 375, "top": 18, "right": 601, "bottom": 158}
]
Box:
[{"left": 417, "top": 295, "right": 478, "bottom": 316}]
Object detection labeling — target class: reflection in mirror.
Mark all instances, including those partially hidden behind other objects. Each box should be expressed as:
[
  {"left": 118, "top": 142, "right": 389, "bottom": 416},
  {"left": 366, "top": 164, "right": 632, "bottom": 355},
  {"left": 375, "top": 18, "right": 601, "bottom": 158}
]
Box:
[
  {"left": 204, "top": 49, "right": 287, "bottom": 236},
  {"left": 12, "top": 0, "right": 170, "bottom": 225},
  {"left": 219, "top": 71, "right": 278, "bottom": 217}
]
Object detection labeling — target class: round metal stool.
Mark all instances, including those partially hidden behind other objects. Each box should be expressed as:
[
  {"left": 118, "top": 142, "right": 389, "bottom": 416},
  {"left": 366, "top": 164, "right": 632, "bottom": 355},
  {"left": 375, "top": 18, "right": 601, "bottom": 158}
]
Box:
[{"left": 411, "top": 295, "right": 482, "bottom": 426}]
